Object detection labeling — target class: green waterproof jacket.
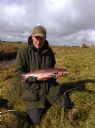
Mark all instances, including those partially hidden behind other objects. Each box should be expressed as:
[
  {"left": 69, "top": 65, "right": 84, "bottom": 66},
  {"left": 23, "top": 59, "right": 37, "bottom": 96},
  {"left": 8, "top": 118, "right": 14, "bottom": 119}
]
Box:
[{"left": 15, "top": 41, "right": 61, "bottom": 109}]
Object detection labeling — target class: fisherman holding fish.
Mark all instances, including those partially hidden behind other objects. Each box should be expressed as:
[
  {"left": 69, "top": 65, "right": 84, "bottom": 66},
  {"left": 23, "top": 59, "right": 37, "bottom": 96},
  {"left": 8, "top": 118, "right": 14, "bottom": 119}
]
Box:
[{"left": 15, "top": 25, "right": 74, "bottom": 126}]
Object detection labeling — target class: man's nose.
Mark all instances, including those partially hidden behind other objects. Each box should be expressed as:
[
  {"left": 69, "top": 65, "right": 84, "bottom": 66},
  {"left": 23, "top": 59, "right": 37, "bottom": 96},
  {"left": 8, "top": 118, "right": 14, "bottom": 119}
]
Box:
[{"left": 36, "top": 40, "right": 41, "bottom": 44}]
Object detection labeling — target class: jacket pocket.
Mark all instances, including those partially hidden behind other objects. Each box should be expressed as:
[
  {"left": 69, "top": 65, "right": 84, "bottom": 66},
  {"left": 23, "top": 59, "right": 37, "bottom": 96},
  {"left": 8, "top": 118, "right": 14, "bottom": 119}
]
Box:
[{"left": 22, "top": 89, "right": 39, "bottom": 101}]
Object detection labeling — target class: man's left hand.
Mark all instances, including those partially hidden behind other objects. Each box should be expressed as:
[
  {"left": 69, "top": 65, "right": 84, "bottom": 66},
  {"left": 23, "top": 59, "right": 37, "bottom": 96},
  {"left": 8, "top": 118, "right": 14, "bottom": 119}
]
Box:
[{"left": 55, "top": 71, "right": 64, "bottom": 78}]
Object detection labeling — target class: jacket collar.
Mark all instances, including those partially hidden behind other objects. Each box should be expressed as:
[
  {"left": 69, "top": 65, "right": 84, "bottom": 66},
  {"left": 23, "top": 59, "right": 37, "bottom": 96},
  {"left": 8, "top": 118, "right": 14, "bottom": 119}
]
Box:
[{"left": 29, "top": 40, "right": 49, "bottom": 54}]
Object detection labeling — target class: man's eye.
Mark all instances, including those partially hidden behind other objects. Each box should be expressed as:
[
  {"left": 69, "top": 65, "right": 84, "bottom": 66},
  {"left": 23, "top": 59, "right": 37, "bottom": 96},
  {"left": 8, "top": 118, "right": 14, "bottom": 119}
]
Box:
[{"left": 36, "top": 37, "right": 43, "bottom": 40}]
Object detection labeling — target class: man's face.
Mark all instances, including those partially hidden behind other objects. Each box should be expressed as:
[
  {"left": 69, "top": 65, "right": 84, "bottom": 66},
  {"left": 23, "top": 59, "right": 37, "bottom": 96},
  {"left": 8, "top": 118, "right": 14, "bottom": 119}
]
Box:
[{"left": 32, "top": 36, "right": 46, "bottom": 49}]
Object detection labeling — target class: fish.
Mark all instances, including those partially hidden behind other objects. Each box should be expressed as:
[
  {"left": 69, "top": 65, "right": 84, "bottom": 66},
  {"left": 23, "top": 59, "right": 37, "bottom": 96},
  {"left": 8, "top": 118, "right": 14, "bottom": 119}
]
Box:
[{"left": 22, "top": 68, "right": 68, "bottom": 82}]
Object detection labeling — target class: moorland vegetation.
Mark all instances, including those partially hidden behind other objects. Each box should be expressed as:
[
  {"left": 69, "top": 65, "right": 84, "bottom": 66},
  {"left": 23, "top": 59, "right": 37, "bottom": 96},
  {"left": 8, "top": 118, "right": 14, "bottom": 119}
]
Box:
[{"left": 1, "top": 43, "right": 95, "bottom": 128}]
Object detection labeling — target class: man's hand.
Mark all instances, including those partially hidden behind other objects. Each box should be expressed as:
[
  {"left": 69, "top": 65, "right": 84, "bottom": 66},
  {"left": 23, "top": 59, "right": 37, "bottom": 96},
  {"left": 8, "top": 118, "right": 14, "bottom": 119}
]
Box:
[{"left": 55, "top": 71, "right": 64, "bottom": 79}]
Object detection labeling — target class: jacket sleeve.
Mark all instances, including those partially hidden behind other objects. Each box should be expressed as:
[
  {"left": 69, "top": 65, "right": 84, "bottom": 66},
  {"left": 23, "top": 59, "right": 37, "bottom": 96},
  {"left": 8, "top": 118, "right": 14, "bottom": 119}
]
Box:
[{"left": 15, "top": 48, "right": 37, "bottom": 83}]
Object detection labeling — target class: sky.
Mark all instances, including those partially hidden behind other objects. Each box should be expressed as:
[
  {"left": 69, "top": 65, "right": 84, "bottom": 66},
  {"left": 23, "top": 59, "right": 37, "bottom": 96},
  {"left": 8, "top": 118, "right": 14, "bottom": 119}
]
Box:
[{"left": 0, "top": 0, "right": 95, "bottom": 46}]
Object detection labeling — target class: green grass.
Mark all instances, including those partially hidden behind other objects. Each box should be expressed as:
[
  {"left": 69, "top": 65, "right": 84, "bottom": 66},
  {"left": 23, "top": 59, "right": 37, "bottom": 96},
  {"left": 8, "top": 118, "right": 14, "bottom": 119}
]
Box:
[{"left": 1, "top": 44, "right": 95, "bottom": 128}]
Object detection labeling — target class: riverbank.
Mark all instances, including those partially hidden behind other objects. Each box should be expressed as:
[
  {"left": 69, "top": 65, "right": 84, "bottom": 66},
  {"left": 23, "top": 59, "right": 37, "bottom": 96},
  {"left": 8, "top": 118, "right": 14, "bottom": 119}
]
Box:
[
  {"left": 0, "top": 59, "right": 15, "bottom": 68},
  {"left": 0, "top": 42, "right": 25, "bottom": 60}
]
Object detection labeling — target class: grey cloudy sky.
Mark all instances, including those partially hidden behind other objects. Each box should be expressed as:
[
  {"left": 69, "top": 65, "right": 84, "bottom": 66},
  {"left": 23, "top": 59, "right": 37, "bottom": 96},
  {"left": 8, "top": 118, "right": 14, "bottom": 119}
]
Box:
[{"left": 0, "top": 0, "right": 95, "bottom": 45}]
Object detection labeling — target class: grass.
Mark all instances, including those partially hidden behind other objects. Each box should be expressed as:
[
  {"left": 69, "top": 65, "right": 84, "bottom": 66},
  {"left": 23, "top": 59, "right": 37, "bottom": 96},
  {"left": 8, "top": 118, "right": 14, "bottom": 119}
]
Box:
[{"left": 1, "top": 44, "right": 95, "bottom": 128}]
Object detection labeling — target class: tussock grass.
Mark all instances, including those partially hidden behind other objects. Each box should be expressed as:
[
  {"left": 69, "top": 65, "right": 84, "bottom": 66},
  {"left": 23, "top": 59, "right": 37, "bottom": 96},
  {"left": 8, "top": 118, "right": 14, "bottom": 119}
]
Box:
[{"left": 1, "top": 45, "right": 95, "bottom": 128}]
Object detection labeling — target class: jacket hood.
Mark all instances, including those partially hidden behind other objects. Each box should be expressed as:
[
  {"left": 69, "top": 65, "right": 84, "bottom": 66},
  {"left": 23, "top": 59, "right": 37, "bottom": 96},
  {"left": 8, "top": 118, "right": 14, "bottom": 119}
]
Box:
[{"left": 28, "top": 37, "right": 49, "bottom": 52}]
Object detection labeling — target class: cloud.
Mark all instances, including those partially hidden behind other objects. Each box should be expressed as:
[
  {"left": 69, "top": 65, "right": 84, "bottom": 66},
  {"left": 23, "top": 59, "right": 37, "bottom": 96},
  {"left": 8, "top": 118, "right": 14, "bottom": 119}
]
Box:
[{"left": 0, "top": 0, "right": 95, "bottom": 45}]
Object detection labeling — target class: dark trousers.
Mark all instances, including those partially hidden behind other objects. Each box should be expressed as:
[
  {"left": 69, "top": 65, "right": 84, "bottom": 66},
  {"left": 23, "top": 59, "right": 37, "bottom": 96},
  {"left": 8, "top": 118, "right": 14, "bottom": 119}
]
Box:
[
  {"left": 27, "top": 108, "right": 46, "bottom": 124},
  {"left": 26, "top": 92, "right": 73, "bottom": 125},
  {"left": 26, "top": 99, "right": 51, "bottom": 125}
]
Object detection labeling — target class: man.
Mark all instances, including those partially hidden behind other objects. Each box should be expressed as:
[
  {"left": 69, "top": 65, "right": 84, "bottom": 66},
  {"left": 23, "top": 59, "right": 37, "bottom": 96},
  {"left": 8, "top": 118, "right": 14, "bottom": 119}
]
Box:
[{"left": 15, "top": 25, "right": 73, "bottom": 125}]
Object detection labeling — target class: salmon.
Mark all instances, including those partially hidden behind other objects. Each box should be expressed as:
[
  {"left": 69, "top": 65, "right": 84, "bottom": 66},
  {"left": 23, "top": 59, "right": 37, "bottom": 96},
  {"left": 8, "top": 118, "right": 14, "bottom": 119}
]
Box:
[{"left": 22, "top": 68, "right": 68, "bottom": 82}]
